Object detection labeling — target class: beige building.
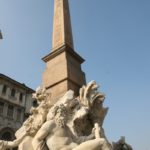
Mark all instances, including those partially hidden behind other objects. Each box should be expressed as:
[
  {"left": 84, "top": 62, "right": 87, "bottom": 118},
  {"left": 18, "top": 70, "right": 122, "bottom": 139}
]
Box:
[{"left": 0, "top": 73, "right": 34, "bottom": 141}]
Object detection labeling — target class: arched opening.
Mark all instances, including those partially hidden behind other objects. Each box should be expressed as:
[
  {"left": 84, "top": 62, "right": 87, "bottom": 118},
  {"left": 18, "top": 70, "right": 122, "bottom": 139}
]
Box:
[
  {"left": 1, "top": 131, "right": 13, "bottom": 140},
  {"left": 0, "top": 128, "right": 14, "bottom": 140},
  {"left": 0, "top": 128, "right": 17, "bottom": 150}
]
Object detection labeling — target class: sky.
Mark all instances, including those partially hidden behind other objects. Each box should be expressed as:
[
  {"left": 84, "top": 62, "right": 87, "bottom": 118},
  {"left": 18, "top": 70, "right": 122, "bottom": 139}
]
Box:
[{"left": 0, "top": 0, "right": 150, "bottom": 149}]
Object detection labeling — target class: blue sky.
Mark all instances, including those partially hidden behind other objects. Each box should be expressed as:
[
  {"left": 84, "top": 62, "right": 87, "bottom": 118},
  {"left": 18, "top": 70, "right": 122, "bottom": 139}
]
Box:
[{"left": 0, "top": 0, "right": 150, "bottom": 149}]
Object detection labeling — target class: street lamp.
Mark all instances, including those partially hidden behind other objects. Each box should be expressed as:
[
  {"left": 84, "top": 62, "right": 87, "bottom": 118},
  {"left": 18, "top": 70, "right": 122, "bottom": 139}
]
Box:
[{"left": 0, "top": 30, "right": 3, "bottom": 39}]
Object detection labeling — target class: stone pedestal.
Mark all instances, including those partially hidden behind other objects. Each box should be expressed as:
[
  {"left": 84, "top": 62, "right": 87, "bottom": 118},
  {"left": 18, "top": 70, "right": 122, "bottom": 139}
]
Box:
[{"left": 42, "top": 44, "right": 86, "bottom": 104}]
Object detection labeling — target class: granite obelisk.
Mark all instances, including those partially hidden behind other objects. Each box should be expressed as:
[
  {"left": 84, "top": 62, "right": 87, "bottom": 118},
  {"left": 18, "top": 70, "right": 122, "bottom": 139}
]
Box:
[{"left": 42, "top": 0, "right": 86, "bottom": 103}]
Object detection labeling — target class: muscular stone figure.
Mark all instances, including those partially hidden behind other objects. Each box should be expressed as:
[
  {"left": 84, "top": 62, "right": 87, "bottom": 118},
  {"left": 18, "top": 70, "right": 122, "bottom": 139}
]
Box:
[
  {"left": 32, "top": 104, "right": 112, "bottom": 150},
  {"left": 0, "top": 134, "right": 26, "bottom": 150}
]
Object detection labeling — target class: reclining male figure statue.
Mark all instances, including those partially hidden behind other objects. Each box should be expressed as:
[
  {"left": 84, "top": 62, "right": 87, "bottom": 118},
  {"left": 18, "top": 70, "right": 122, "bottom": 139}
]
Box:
[{"left": 32, "top": 104, "right": 112, "bottom": 150}]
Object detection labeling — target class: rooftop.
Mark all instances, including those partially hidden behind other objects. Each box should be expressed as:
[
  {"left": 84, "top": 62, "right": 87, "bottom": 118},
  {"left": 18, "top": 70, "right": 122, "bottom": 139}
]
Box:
[{"left": 0, "top": 73, "right": 34, "bottom": 93}]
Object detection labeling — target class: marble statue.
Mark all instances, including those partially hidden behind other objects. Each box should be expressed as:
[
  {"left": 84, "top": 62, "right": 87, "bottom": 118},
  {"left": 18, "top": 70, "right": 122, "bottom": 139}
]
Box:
[
  {"left": 0, "top": 81, "right": 113, "bottom": 150},
  {"left": 112, "top": 137, "right": 133, "bottom": 150}
]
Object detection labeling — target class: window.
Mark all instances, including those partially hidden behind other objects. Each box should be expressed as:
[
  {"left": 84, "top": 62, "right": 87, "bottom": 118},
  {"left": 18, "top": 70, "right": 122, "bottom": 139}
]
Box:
[
  {"left": 2, "top": 85, "right": 7, "bottom": 95},
  {"left": 0, "top": 102, "right": 4, "bottom": 115},
  {"left": 16, "top": 109, "right": 22, "bottom": 121},
  {"left": 19, "top": 93, "right": 23, "bottom": 102},
  {"left": 11, "top": 89, "right": 16, "bottom": 97},
  {"left": 7, "top": 105, "right": 14, "bottom": 118}
]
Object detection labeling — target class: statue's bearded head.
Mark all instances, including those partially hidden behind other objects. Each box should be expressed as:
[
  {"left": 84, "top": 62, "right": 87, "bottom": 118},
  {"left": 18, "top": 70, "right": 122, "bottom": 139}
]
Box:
[{"left": 53, "top": 104, "right": 67, "bottom": 127}]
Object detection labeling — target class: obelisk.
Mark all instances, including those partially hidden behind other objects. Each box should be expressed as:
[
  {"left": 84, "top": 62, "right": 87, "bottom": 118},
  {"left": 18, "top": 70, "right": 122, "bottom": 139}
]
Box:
[
  {"left": 42, "top": 0, "right": 86, "bottom": 103},
  {"left": 52, "top": 0, "right": 74, "bottom": 50}
]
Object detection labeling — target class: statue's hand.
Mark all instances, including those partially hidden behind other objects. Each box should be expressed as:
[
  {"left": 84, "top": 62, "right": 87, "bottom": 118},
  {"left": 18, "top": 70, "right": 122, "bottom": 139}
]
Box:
[
  {"left": 89, "top": 128, "right": 95, "bottom": 139},
  {"left": 94, "top": 123, "right": 101, "bottom": 139},
  {"left": 92, "top": 127, "right": 96, "bottom": 135}
]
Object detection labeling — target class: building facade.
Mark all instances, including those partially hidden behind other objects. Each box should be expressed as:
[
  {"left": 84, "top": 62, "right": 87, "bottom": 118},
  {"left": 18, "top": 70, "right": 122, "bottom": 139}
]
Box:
[{"left": 0, "top": 74, "right": 34, "bottom": 141}]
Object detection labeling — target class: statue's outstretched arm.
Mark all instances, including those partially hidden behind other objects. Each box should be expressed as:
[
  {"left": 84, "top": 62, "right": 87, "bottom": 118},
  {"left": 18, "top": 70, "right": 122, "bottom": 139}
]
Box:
[{"left": 0, "top": 133, "right": 26, "bottom": 149}]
